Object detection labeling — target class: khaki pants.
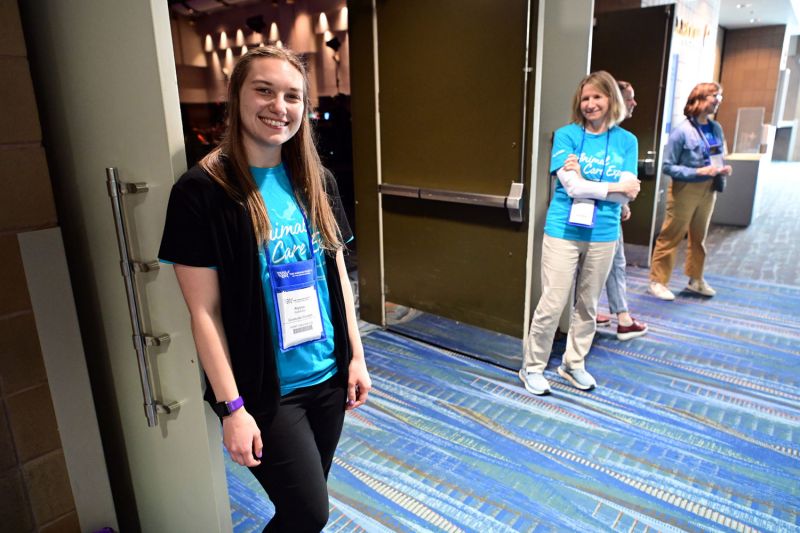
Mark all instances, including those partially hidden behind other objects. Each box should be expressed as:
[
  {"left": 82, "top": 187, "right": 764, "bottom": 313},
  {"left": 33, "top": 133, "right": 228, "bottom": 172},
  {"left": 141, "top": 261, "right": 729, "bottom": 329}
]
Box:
[
  {"left": 523, "top": 235, "right": 616, "bottom": 373},
  {"left": 650, "top": 179, "right": 716, "bottom": 284}
]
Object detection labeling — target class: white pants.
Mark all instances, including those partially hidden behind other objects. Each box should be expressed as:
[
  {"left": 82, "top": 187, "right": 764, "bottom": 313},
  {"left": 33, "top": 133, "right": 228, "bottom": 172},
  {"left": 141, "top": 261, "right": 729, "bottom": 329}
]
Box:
[{"left": 523, "top": 235, "right": 616, "bottom": 373}]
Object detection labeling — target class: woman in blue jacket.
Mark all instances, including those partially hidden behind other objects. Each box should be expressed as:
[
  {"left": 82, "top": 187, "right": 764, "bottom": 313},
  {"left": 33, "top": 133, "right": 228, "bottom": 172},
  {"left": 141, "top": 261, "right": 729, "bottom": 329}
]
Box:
[
  {"left": 519, "top": 71, "right": 640, "bottom": 396},
  {"left": 648, "top": 82, "right": 732, "bottom": 301}
]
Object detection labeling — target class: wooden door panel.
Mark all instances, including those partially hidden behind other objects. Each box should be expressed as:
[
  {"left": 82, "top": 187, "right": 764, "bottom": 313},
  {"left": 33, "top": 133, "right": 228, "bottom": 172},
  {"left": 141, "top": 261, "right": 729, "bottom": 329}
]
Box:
[
  {"left": 382, "top": 198, "right": 527, "bottom": 336},
  {"left": 377, "top": 0, "right": 528, "bottom": 194},
  {"left": 374, "top": 0, "right": 533, "bottom": 335}
]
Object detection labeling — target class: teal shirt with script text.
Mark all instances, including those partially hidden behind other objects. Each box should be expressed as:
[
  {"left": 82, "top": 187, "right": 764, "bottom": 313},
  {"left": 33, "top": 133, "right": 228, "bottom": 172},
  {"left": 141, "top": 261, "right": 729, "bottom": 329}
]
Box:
[{"left": 252, "top": 164, "right": 337, "bottom": 396}]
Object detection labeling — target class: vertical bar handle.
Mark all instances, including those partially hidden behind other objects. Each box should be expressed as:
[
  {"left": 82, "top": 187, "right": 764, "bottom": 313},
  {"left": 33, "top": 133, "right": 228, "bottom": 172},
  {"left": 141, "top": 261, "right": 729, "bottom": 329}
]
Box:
[{"left": 106, "top": 167, "right": 166, "bottom": 427}]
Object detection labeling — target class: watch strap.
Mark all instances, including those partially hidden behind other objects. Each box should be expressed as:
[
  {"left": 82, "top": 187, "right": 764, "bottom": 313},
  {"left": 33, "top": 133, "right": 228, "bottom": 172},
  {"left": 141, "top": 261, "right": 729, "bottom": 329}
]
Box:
[{"left": 212, "top": 396, "right": 244, "bottom": 418}]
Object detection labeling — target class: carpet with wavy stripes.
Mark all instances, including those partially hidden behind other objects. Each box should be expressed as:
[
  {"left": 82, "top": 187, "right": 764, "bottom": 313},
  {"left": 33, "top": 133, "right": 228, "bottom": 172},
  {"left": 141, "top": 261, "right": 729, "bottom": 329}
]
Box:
[{"left": 227, "top": 267, "right": 800, "bottom": 532}]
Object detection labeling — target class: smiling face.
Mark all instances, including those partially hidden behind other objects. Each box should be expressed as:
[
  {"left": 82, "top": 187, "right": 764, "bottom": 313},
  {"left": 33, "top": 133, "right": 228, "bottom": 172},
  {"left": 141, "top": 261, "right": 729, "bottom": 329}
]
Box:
[
  {"left": 580, "top": 83, "right": 610, "bottom": 131},
  {"left": 239, "top": 57, "right": 305, "bottom": 166}
]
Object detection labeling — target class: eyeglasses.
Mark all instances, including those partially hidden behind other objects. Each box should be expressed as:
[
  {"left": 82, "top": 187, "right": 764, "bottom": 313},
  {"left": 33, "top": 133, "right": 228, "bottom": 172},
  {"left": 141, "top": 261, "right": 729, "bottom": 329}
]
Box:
[{"left": 708, "top": 93, "right": 723, "bottom": 101}]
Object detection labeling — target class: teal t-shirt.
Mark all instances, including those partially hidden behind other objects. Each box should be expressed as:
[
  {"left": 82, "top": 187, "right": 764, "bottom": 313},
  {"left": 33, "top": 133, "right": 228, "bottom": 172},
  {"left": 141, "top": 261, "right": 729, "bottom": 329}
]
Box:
[
  {"left": 252, "top": 164, "right": 337, "bottom": 396},
  {"left": 545, "top": 123, "right": 638, "bottom": 242}
]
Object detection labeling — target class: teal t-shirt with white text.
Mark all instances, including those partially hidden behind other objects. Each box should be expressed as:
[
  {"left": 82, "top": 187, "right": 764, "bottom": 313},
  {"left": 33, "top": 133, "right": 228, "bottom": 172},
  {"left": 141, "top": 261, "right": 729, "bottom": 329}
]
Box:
[
  {"left": 545, "top": 123, "right": 638, "bottom": 242},
  {"left": 252, "top": 164, "right": 337, "bottom": 396}
]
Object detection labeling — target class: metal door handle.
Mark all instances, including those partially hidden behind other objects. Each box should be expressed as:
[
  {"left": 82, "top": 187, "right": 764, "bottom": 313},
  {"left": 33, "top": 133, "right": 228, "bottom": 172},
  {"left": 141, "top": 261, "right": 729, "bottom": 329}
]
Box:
[
  {"left": 379, "top": 182, "right": 525, "bottom": 222},
  {"left": 106, "top": 167, "right": 173, "bottom": 428},
  {"left": 639, "top": 150, "right": 657, "bottom": 177}
]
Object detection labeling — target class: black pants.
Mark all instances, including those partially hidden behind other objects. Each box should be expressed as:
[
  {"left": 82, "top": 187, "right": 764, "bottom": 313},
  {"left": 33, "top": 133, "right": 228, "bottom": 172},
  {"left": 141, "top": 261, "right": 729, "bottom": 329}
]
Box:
[{"left": 250, "top": 375, "right": 346, "bottom": 533}]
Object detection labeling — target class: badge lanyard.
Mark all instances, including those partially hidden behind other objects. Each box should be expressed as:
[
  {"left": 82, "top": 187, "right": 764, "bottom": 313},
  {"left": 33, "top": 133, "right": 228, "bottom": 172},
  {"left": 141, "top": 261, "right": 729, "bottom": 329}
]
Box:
[
  {"left": 690, "top": 118, "right": 723, "bottom": 167},
  {"left": 264, "top": 208, "right": 327, "bottom": 352},
  {"left": 567, "top": 127, "right": 611, "bottom": 228}
]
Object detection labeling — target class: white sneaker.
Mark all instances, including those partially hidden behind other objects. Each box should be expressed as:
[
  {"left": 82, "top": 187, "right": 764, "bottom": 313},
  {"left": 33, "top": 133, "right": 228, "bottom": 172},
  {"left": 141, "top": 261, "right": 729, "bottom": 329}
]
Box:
[
  {"left": 648, "top": 282, "right": 675, "bottom": 301},
  {"left": 686, "top": 278, "right": 716, "bottom": 297},
  {"left": 518, "top": 369, "right": 551, "bottom": 395},
  {"left": 557, "top": 365, "right": 597, "bottom": 391}
]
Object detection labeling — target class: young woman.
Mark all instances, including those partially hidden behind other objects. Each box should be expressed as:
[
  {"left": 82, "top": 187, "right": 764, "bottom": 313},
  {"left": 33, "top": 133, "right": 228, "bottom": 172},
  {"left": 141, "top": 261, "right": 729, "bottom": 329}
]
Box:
[
  {"left": 649, "top": 82, "right": 732, "bottom": 301},
  {"left": 159, "top": 46, "right": 371, "bottom": 532},
  {"left": 519, "top": 71, "right": 640, "bottom": 396}
]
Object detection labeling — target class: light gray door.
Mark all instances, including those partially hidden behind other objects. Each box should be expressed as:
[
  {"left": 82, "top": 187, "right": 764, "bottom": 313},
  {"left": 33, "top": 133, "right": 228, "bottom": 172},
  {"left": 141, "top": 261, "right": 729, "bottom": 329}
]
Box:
[{"left": 20, "top": 1, "right": 231, "bottom": 531}]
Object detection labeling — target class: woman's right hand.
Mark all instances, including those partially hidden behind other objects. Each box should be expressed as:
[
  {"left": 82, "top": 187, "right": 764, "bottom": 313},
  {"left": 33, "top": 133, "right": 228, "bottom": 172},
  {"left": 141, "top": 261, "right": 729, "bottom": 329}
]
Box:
[
  {"left": 696, "top": 165, "right": 719, "bottom": 177},
  {"left": 222, "top": 408, "right": 263, "bottom": 467}
]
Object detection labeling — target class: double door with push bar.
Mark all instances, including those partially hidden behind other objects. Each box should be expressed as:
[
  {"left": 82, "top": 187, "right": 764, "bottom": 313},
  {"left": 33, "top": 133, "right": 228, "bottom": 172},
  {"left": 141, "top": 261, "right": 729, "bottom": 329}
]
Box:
[{"left": 352, "top": 0, "right": 537, "bottom": 339}]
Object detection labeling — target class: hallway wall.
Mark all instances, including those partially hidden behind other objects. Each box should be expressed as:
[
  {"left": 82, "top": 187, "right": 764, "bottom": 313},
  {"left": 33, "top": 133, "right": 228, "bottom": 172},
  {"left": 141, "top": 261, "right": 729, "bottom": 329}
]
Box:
[
  {"left": 0, "top": 0, "right": 78, "bottom": 531},
  {"left": 717, "top": 25, "right": 788, "bottom": 144},
  {"left": 643, "top": 0, "right": 722, "bottom": 133}
]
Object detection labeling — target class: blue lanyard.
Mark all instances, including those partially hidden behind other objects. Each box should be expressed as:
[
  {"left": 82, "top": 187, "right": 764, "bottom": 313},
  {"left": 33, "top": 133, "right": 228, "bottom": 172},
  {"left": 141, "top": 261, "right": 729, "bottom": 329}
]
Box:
[
  {"left": 689, "top": 118, "right": 719, "bottom": 165},
  {"left": 578, "top": 127, "right": 611, "bottom": 182}
]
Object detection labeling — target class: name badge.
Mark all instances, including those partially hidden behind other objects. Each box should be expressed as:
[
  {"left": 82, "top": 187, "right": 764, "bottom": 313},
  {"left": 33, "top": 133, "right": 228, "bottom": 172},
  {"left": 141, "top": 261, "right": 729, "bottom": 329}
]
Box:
[
  {"left": 268, "top": 258, "right": 325, "bottom": 351},
  {"left": 568, "top": 198, "right": 596, "bottom": 228},
  {"left": 710, "top": 154, "right": 725, "bottom": 169}
]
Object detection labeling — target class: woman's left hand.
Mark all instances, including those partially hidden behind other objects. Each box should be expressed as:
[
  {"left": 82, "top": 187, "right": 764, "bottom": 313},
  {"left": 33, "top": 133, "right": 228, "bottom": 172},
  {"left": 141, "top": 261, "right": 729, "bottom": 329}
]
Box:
[
  {"left": 720, "top": 165, "right": 733, "bottom": 176},
  {"left": 335, "top": 248, "right": 372, "bottom": 411},
  {"left": 346, "top": 352, "right": 371, "bottom": 410}
]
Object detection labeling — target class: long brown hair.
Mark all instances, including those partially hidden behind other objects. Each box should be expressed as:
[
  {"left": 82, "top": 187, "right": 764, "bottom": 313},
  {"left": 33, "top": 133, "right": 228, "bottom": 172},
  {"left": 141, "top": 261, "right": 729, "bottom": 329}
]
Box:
[
  {"left": 684, "top": 82, "right": 721, "bottom": 118},
  {"left": 200, "top": 46, "right": 342, "bottom": 250}
]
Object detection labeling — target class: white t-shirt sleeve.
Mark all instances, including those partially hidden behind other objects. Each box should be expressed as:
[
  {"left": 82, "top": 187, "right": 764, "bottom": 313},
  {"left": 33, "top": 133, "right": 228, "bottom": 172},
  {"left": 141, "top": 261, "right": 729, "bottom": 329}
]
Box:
[
  {"left": 556, "top": 167, "right": 610, "bottom": 200},
  {"left": 605, "top": 170, "right": 636, "bottom": 205}
]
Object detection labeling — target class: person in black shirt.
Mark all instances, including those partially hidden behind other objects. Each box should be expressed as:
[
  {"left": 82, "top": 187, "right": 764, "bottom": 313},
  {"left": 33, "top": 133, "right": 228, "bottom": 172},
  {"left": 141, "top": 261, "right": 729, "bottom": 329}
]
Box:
[{"left": 159, "top": 46, "right": 370, "bottom": 532}]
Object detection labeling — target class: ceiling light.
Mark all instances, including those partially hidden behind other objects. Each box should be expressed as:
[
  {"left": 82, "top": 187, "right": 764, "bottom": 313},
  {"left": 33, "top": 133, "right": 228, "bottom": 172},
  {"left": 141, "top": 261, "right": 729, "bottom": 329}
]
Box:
[
  {"left": 316, "top": 13, "right": 330, "bottom": 34},
  {"left": 269, "top": 22, "right": 280, "bottom": 42}
]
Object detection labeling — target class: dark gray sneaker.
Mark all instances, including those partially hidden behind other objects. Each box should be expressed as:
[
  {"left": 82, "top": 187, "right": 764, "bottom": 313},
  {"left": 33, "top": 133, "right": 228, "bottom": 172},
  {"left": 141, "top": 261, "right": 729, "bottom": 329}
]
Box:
[
  {"left": 557, "top": 365, "right": 596, "bottom": 391},
  {"left": 518, "top": 369, "right": 551, "bottom": 395}
]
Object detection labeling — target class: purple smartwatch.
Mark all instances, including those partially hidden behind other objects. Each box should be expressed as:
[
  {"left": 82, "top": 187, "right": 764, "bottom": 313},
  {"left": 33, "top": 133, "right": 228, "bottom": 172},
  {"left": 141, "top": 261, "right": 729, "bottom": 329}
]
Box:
[{"left": 212, "top": 396, "right": 244, "bottom": 418}]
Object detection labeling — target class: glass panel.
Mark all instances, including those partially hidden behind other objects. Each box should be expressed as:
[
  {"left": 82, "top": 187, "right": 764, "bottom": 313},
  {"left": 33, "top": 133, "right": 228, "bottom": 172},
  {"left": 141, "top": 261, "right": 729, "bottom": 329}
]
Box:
[{"left": 733, "top": 107, "right": 765, "bottom": 153}]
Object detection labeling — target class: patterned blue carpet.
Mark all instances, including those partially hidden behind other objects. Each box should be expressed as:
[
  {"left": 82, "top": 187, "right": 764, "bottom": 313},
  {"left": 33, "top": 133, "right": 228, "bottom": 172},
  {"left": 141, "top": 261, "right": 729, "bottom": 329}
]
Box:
[
  {"left": 387, "top": 306, "right": 522, "bottom": 369},
  {"left": 227, "top": 267, "right": 800, "bottom": 532}
]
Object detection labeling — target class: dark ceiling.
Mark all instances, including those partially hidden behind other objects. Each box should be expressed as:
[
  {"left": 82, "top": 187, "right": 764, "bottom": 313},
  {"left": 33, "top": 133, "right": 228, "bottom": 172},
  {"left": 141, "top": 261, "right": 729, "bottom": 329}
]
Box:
[{"left": 168, "top": 0, "right": 295, "bottom": 18}]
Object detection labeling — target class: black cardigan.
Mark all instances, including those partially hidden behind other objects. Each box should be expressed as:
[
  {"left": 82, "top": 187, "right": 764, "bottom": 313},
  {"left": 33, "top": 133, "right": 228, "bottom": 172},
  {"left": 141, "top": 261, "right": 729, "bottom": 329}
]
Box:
[{"left": 159, "top": 165, "right": 353, "bottom": 423}]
